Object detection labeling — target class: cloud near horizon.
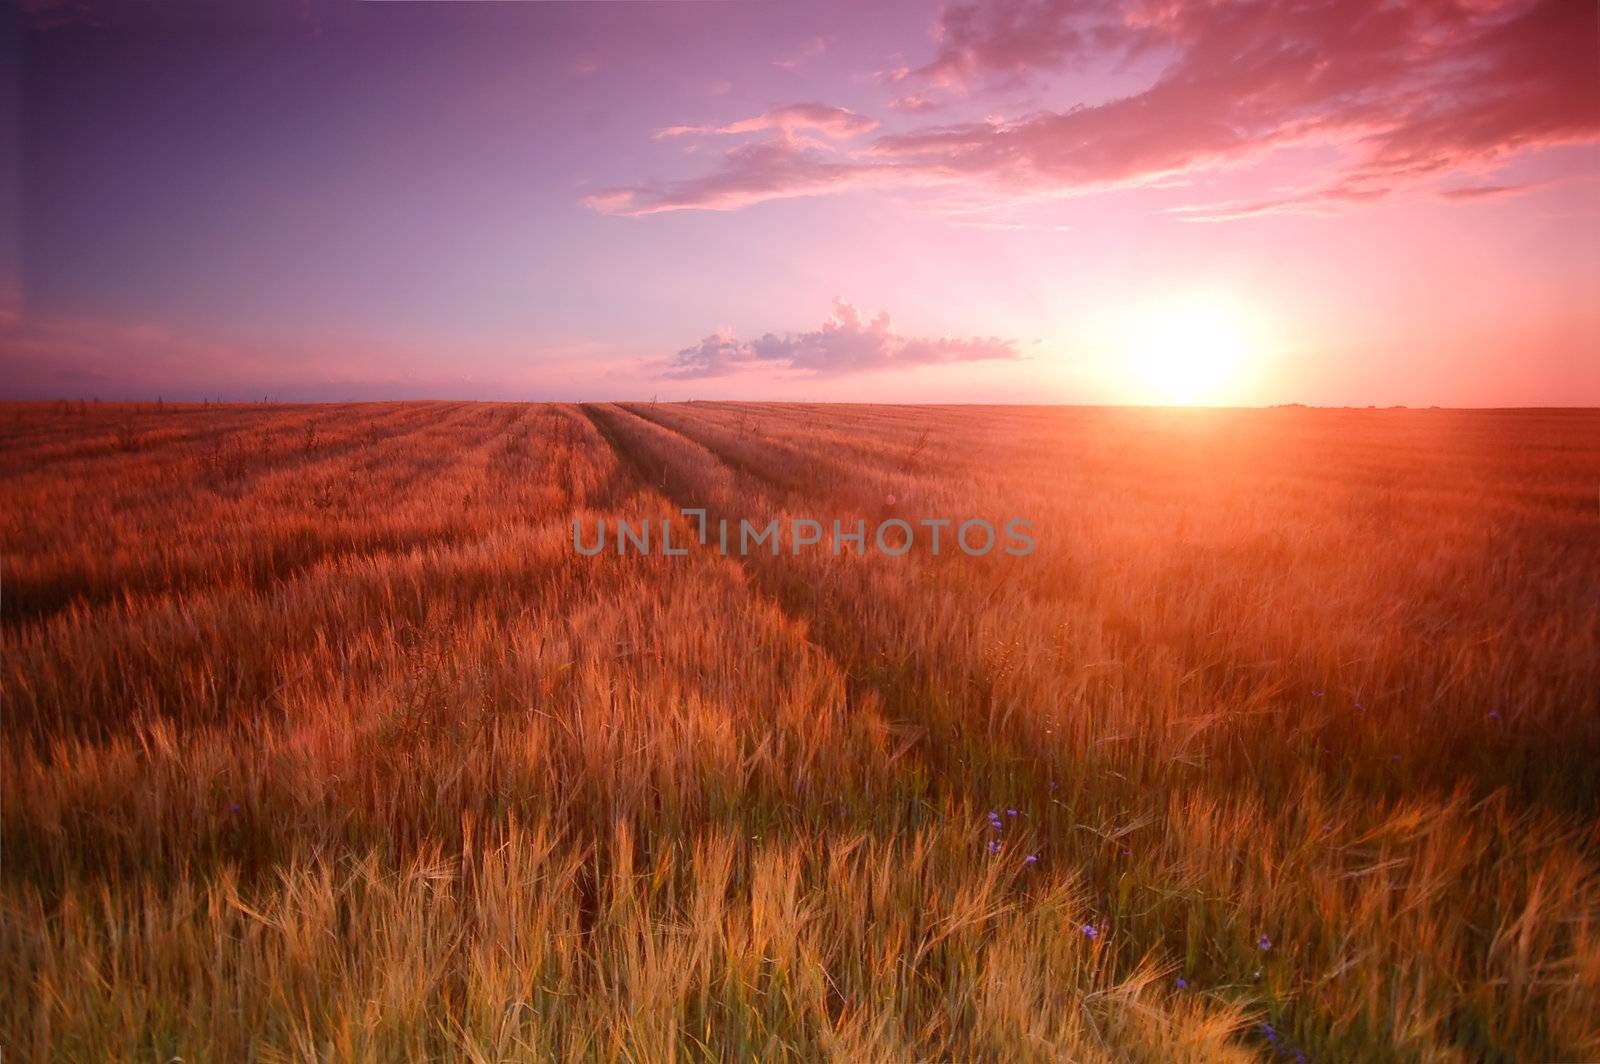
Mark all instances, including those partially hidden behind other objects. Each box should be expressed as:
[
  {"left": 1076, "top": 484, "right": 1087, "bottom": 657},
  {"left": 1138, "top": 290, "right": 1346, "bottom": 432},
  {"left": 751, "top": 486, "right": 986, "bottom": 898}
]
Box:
[
  {"left": 654, "top": 102, "right": 879, "bottom": 141},
  {"left": 589, "top": 0, "right": 1599, "bottom": 217},
  {"left": 662, "top": 299, "right": 1023, "bottom": 380}
]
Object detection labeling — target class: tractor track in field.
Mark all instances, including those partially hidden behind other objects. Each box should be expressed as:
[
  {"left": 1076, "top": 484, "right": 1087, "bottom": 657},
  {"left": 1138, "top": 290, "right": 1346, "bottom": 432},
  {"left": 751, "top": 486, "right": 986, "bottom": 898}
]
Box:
[
  {"left": 615, "top": 402, "right": 808, "bottom": 492},
  {"left": 4, "top": 405, "right": 522, "bottom": 629},
  {"left": 578, "top": 401, "right": 940, "bottom": 793},
  {"left": 577, "top": 401, "right": 1042, "bottom": 808}
]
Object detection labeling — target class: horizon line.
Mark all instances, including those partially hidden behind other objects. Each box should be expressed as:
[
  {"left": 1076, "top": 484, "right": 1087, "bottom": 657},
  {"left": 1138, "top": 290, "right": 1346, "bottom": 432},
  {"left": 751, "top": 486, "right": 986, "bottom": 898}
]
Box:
[{"left": 5, "top": 398, "right": 1599, "bottom": 413}]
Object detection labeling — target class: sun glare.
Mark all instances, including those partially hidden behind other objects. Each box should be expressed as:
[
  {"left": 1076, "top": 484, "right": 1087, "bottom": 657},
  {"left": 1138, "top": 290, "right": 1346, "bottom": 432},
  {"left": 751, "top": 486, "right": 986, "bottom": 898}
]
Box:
[{"left": 1125, "top": 294, "right": 1260, "bottom": 405}]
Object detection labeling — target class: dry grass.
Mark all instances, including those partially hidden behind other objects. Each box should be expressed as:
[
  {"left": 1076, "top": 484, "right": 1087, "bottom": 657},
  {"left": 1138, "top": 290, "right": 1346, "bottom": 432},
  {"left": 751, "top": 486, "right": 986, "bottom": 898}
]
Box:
[{"left": 2, "top": 399, "right": 1597, "bottom": 1061}]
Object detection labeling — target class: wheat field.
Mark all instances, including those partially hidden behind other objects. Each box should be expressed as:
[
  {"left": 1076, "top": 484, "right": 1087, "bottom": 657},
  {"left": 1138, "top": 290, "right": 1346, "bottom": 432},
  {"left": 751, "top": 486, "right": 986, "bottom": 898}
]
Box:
[{"left": 2, "top": 399, "right": 1597, "bottom": 1062}]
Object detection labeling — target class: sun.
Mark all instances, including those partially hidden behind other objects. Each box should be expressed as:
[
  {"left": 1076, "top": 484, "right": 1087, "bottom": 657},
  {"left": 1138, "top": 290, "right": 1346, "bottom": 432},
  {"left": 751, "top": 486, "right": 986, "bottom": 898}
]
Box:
[{"left": 1124, "top": 294, "right": 1260, "bottom": 406}]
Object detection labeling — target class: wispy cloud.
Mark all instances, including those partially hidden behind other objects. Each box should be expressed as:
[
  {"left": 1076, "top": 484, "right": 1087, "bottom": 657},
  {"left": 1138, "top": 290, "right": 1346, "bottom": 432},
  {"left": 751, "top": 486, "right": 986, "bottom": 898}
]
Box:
[
  {"left": 662, "top": 299, "right": 1023, "bottom": 379},
  {"left": 1167, "top": 174, "right": 1574, "bottom": 222},
  {"left": 774, "top": 35, "right": 828, "bottom": 72},
  {"left": 585, "top": 139, "right": 910, "bottom": 216},
  {"left": 593, "top": 0, "right": 1599, "bottom": 217},
  {"left": 1436, "top": 180, "right": 1549, "bottom": 202},
  {"left": 654, "top": 102, "right": 878, "bottom": 141},
  {"left": 889, "top": 93, "right": 946, "bottom": 115}
]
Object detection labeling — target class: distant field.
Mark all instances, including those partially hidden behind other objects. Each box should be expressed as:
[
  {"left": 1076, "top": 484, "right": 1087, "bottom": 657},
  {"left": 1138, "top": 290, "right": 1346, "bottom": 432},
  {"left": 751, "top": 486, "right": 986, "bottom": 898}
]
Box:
[{"left": 3, "top": 400, "right": 1598, "bottom": 1061}]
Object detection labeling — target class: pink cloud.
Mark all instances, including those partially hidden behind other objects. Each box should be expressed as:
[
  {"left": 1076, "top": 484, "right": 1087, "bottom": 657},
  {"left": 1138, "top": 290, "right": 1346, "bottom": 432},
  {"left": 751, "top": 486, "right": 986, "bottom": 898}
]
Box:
[
  {"left": 912, "top": 0, "right": 1131, "bottom": 89},
  {"left": 889, "top": 93, "right": 947, "bottom": 115},
  {"left": 584, "top": 139, "right": 906, "bottom": 217},
  {"left": 594, "top": 0, "right": 1599, "bottom": 216},
  {"left": 774, "top": 35, "right": 828, "bottom": 72},
  {"left": 654, "top": 102, "right": 878, "bottom": 141},
  {"left": 1436, "top": 180, "right": 1547, "bottom": 201},
  {"left": 881, "top": 0, "right": 1598, "bottom": 190},
  {"left": 1167, "top": 172, "right": 1579, "bottom": 222},
  {"left": 662, "top": 299, "right": 1022, "bottom": 379}
]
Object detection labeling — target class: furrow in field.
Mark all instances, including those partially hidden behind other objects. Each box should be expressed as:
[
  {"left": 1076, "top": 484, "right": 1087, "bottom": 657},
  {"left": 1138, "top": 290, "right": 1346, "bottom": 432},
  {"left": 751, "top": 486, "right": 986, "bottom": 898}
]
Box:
[
  {"left": 624, "top": 401, "right": 1600, "bottom": 813},
  {"left": 2, "top": 403, "right": 507, "bottom": 626},
  {"left": 581, "top": 402, "right": 1065, "bottom": 811},
  {"left": 3, "top": 405, "right": 604, "bottom": 742}
]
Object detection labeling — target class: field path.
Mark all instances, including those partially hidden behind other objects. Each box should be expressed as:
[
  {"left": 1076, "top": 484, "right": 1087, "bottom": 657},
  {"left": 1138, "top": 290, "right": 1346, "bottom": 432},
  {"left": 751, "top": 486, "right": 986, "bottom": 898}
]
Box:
[{"left": 579, "top": 401, "right": 1062, "bottom": 819}]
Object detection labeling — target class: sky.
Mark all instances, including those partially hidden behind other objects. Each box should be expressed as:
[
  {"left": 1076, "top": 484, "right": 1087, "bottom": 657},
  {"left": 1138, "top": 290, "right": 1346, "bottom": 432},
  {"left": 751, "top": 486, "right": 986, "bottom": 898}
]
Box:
[{"left": 2, "top": 0, "right": 1597, "bottom": 406}]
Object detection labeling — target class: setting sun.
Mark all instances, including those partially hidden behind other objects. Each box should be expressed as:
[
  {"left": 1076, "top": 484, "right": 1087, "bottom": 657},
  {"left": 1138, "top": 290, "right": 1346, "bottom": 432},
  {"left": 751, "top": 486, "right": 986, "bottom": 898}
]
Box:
[{"left": 1125, "top": 295, "right": 1261, "bottom": 406}]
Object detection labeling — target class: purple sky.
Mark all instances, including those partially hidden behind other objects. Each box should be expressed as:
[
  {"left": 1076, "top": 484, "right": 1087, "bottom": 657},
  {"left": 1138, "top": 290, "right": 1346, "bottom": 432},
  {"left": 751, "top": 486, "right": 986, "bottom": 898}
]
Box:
[{"left": 2, "top": 0, "right": 1597, "bottom": 405}]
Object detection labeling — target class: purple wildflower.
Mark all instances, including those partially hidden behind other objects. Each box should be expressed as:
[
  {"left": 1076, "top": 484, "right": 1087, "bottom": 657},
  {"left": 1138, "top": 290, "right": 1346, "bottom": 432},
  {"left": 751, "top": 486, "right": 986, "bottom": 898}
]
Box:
[
  {"left": 987, "top": 840, "right": 1001, "bottom": 855},
  {"left": 1175, "top": 977, "right": 1188, "bottom": 989},
  {"left": 1024, "top": 854, "right": 1038, "bottom": 864},
  {"left": 1081, "top": 924, "right": 1099, "bottom": 939},
  {"left": 1487, "top": 711, "right": 1502, "bottom": 721},
  {"left": 1258, "top": 934, "right": 1272, "bottom": 951}
]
